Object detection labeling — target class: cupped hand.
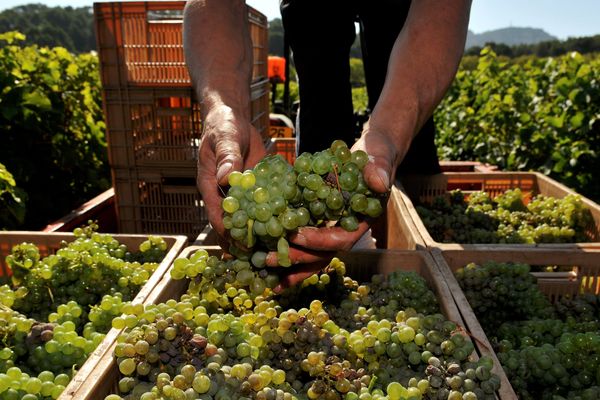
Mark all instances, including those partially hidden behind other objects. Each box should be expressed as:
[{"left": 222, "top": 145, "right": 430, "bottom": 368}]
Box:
[
  {"left": 197, "top": 104, "right": 266, "bottom": 240},
  {"left": 266, "top": 126, "right": 406, "bottom": 289}
]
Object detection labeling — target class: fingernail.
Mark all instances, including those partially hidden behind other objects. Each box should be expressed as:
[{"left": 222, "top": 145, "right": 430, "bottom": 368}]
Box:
[
  {"left": 292, "top": 233, "right": 307, "bottom": 247},
  {"left": 375, "top": 167, "right": 390, "bottom": 189},
  {"left": 216, "top": 162, "right": 233, "bottom": 183}
]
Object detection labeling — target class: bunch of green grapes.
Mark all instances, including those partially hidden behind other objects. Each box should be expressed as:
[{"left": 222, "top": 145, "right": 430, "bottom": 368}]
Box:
[
  {"left": 497, "top": 332, "right": 600, "bottom": 399},
  {"left": 455, "top": 262, "right": 554, "bottom": 332},
  {"left": 221, "top": 140, "right": 385, "bottom": 266},
  {"left": 5, "top": 223, "right": 166, "bottom": 321},
  {"left": 417, "top": 188, "right": 593, "bottom": 244},
  {"left": 0, "top": 368, "right": 71, "bottom": 400},
  {"left": 495, "top": 318, "right": 600, "bottom": 350},
  {"left": 553, "top": 293, "right": 600, "bottom": 323},
  {"left": 169, "top": 248, "right": 281, "bottom": 313},
  {"left": 106, "top": 250, "right": 502, "bottom": 400},
  {"left": 455, "top": 261, "right": 600, "bottom": 399},
  {"left": 0, "top": 223, "right": 170, "bottom": 399}
]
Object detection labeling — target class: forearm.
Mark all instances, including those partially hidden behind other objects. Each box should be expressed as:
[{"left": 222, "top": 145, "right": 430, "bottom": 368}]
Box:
[
  {"left": 183, "top": 0, "right": 252, "bottom": 117},
  {"left": 369, "top": 0, "right": 471, "bottom": 161}
]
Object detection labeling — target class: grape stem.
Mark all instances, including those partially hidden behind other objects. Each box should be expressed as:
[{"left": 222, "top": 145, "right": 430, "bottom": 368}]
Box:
[
  {"left": 332, "top": 164, "right": 342, "bottom": 193},
  {"left": 452, "top": 324, "right": 490, "bottom": 351},
  {"left": 368, "top": 374, "right": 378, "bottom": 391},
  {"left": 46, "top": 286, "right": 54, "bottom": 303},
  {"left": 247, "top": 219, "right": 254, "bottom": 248}
]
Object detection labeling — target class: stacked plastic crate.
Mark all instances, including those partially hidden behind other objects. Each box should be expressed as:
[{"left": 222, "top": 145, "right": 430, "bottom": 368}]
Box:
[{"left": 94, "top": 1, "right": 269, "bottom": 240}]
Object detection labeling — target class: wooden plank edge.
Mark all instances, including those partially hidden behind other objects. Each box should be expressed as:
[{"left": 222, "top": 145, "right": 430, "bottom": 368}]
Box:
[
  {"left": 42, "top": 188, "right": 115, "bottom": 232},
  {"left": 57, "top": 234, "right": 187, "bottom": 398},
  {"left": 430, "top": 249, "right": 518, "bottom": 400},
  {"left": 394, "top": 181, "right": 437, "bottom": 249}
]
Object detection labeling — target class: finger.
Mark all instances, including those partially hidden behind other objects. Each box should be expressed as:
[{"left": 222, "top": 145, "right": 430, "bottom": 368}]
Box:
[
  {"left": 265, "top": 247, "right": 335, "bottom": 267},
  {"left": 288, "top": 222, "right": 370, "bottom": 251},
  {"left": 351, "top": 132, "right": 397, "bottom": 194},
  {"left": 274, "top": 260, "right": 329, "bottom": 292},
  {"left": 198, "top": 180, "right": 225, "bottom": 237},
  {"left": 214, "top": 137, "right": 244, "bottom": 186},
  {"left": 197, "top": 139, "right": 226, "bottom": 237}
]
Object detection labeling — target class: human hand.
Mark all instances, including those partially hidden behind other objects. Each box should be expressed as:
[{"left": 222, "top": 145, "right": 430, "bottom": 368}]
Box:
[
  {"left": 264, "top": 223, "right": 370, "bottom": 291},
  {"left": 197, "top": 104, "right": 266, "bottom": 240},
  {"left": 264, "top": 127, "right": 404, "bottom": 289}
]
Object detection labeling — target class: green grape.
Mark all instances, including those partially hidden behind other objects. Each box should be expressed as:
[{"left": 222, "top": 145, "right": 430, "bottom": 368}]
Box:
[
  {"left": 351, "top": 150, "right": 369, "bottom": 169},
  {"left": 240, "top": 171, "right": 256, "bottom": 189},
  {"left": 253, "top": 187, "right": 270, "bottom": 204},
  {"left": 365, "top": 198, "right": 383, "bottom": 218},
  {"left": 326, "top": 191, "right": 344, "bottom": 211},
  {"left": 228, "top": 171, "right": 243, "bottom": 186},
  {"left": 340, "top": 216, "right": 359, "bottom": 231},
  {"left": 350, "top": 193, "right": 368, "bottom": 212},
  {"left": 340, "top": 172, "right": 358, "bottom": 191},
  {"left": 222, "top": 196, "right": 240, "bottom": 213}
]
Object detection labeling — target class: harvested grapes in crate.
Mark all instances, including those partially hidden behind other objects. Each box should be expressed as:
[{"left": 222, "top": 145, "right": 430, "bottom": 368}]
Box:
[
  {"left": 454, "top": 261, "right": 600, "bottom": 399},
  {"left": 0, "top": 223, "right": 174, "bottom": 399},
  {"left": 103, "top": 249, "right": 504, "bottom": 400},
  {"left": 416, "top": 188, "right": 593, "bottom": 244}
]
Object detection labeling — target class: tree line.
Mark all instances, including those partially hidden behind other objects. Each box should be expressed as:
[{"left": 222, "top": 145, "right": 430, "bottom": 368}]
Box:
[
  {"left": 465, "top": 34, "right": 600, "bottom": 58},
  {"left": 3, "top": 4, "right": 597, "bottom": 59},
  {"left": 0, "top": 4, "right": 95, "bottom": 53}
]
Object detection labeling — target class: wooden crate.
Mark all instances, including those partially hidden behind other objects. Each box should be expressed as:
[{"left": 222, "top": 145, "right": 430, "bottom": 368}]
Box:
[
  {"left": 94, "top": 2, "right": 267, "bottom": 87},
  {"left": 432, "top": 247, "right": 600, "bottom": 398},
  {"left": 396, "top": 172, "right": 600, "bottom": 250},
  {"left": 42, "top": 188, "right": 117, "bottom": 233},
  {"left": 387, "top": 185, "right": 427, "bottom": 250},
  {"left": 0, "top": 230, "right": 187, "bottom": 287},
  {"left": 0, "top": 232, "right": 187, "bottom": 398},
  {"left": 435, "top": 247, "right": 600, "bottom": 302},
  {"left": 63, "top": 248, "right": 514, "bottom": 399}
]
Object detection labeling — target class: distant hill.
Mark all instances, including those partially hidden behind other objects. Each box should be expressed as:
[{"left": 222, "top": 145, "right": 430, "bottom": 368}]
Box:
[{"left": 466, "top": 27, "right": 557, "bottom": 48}]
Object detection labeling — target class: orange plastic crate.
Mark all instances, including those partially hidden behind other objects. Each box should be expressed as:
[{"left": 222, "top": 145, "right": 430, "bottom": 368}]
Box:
[{"left": 94, "top": 1, "right": 268, "bottom": 87}]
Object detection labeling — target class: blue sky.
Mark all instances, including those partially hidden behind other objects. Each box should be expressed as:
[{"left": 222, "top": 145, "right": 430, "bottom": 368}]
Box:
[{"left": 1, "top": 0, "right": 600, "bottom": 40}]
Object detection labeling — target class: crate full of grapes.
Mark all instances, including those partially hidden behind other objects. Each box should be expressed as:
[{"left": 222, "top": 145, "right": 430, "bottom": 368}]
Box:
[
  {"left": 63, "top": 246, "right": 515, "bottom": 399},
  {"left": 393, "top": 172, "right": 600, "bottom": 250},
  {"left": 0, "top": 227, "right": 187, "bottom": 399},
  {"left": 433, "top": 247, "right": 600, "bottom": 399}
]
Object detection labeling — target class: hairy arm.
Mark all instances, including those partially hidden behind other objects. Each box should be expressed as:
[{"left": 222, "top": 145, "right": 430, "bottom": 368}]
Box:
[
  {"left": 183, "top": 0, "right": 265, "bottom": 237},
  {"left": 356, "top": 0, "right": 472, "bottom": 191},
  {"left": 276, "top": 1, "right": 472, "bottom": 282}
]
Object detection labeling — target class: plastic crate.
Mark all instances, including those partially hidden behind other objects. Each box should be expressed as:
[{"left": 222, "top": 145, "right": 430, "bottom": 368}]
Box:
[
  {"left": 61, "top": 247, "right": 513, "bottom": 399},
  {"left": 432, "top": 247, "right": 600, "bottom": 398},
  {"left": 439, "top": 161, "right": 498, "bottom": 173},
  {"left": 112, "top": 168, "right": 207, "bottom": 241},
  {"left": 103, "top": 80, "right": 269, "bottom": 170},
  {"left": 395, "top": 172, "right": 600, "bottom": 250},
  {"left": 94, "top": 1, "right": 267, "bottom": 87},
  {"left": 265, "top": 137, "right": 296, "bottom": 164}
]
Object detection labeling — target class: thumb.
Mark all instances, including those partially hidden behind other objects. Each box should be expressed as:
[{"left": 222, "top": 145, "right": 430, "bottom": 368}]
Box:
[
  {"left": 353, "top": 132, "right": 397, "bottom": 194},
  {"left": 214, "top": 138, "right": 245, "bottom": 186}
]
